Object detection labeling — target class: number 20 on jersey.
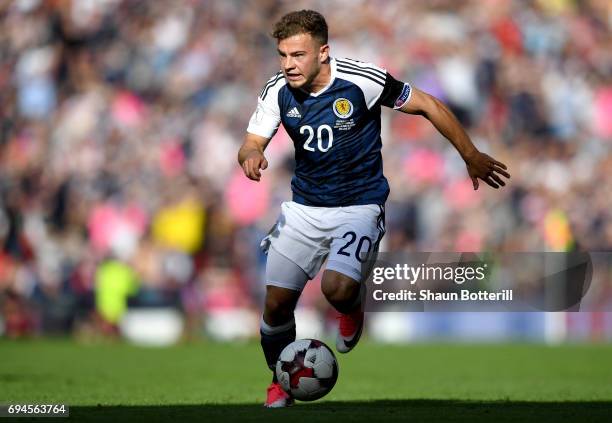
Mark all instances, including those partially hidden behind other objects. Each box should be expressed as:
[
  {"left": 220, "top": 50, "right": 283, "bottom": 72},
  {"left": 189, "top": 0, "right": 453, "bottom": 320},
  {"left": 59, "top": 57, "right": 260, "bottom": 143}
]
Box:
[{"left": 300, "top": 125, "right": 333, "bottom": 153}]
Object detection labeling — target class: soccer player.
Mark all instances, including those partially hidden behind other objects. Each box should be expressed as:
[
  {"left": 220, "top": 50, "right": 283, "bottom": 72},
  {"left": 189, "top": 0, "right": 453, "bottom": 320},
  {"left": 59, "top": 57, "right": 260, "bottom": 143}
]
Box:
[{"left": 238, "top": 10, "right": 510, "bottom": 408}]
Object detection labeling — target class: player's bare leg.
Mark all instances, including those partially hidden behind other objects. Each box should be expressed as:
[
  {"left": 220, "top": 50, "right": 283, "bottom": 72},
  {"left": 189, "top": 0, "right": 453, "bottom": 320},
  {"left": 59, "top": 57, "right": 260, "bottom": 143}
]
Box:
[
  {"left": 321, "top": 270, "right": 365, "bottom": 353},
  {"left": 261, "top": 285, "right": 301, "bottom": 407}
]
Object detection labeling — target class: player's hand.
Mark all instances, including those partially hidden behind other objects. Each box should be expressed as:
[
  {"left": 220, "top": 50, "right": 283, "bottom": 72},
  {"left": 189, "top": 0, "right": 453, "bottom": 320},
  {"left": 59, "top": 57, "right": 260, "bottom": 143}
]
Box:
[
  {"left": 241, "top": 151, "right": 268, "bottom": 181},
  {"left": 465, "top": 151, "right": 510, "bottom": 190}
]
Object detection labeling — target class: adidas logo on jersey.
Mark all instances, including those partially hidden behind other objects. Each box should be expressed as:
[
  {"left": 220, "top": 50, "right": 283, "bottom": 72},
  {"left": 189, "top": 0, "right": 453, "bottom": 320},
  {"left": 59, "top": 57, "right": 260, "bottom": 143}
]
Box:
[{"left": 286, "top": 107, "right": 301, "bottom": 118}]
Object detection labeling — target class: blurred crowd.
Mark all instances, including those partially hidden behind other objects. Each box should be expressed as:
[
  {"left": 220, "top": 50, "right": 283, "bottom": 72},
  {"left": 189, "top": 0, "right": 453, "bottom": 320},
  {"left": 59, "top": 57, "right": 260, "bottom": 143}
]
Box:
[{"left": 0, "top": 0, "right": 611, "bottom": 340}]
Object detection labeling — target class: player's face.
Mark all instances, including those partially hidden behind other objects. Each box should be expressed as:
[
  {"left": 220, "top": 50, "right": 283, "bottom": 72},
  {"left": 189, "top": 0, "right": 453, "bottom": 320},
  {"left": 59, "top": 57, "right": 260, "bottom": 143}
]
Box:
[{"left": 277, "top": 33, "right": 329, "bottom": 90}]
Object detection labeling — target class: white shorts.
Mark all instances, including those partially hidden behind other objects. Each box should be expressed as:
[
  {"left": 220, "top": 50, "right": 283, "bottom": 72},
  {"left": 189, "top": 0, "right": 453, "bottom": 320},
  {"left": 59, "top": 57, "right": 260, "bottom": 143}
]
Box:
[{"left": 261, "top": 201, "right": 385, "bottom": 290}]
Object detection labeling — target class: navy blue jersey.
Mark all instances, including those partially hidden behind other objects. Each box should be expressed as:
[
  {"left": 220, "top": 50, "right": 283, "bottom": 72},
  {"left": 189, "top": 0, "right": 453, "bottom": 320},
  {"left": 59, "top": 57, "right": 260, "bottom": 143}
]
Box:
[{"left": 247, "top": 57, "right": 411, "bottom": 207}]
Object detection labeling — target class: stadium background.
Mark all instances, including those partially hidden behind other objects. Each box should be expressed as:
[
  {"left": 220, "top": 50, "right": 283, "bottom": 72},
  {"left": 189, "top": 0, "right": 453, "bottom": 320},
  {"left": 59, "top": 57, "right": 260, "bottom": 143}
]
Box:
[{"left": 1, "top": 0, "right": 611, "bottom": 348}]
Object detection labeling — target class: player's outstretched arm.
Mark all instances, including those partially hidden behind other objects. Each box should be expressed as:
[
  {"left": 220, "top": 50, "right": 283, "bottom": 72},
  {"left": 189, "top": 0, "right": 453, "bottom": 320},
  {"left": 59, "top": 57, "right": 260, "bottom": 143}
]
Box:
[
  {"left": 398, "top": 88, "right": 510, "bottom": 190},
  {"left": 238, "top": 133, "right": 271, "bottom": 182}
]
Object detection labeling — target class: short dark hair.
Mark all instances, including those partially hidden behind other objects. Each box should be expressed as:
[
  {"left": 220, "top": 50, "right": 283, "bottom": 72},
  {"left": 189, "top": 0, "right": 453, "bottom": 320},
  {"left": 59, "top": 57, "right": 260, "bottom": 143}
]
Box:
[{"left": 272, "top": 10, "right": 328, "bottom": 45}]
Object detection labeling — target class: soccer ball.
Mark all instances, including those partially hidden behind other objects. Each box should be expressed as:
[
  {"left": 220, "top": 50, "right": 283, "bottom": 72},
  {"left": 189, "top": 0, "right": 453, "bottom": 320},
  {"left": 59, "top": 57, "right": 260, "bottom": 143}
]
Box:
[{"left": 275, "top": 339, "right": 339, "bottom": 401}]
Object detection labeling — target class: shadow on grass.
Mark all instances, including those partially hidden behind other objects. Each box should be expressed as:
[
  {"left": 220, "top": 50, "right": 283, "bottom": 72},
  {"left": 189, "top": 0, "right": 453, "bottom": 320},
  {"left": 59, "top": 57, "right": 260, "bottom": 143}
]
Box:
[{"left": 67, "top": 400, "right": 612, "bottom": 422}]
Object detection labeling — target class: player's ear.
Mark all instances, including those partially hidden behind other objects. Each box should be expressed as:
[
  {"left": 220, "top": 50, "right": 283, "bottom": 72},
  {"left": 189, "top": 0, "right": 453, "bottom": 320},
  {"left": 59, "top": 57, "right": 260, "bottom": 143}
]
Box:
[{"left": 319, "top": 44, "right": 329, "bottom": 63}]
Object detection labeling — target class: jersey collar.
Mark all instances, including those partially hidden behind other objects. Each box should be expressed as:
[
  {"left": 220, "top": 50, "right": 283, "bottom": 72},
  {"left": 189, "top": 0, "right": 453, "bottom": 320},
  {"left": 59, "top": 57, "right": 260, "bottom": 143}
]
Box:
[{"left": 301, "top": 57, "right": 336, "bottom": 98}]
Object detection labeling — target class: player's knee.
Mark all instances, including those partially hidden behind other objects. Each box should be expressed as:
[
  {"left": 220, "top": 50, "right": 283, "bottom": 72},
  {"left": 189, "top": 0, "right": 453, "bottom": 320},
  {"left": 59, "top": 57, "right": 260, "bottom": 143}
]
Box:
[
  {"left": 264, "top": 293, "right": 294, "bottom": 326},
  {"left": 321, "top": 275, "right": 359, "bottom": 305},
  {"left": 264, "top": 296, "right": 289, "bottom": 318}
]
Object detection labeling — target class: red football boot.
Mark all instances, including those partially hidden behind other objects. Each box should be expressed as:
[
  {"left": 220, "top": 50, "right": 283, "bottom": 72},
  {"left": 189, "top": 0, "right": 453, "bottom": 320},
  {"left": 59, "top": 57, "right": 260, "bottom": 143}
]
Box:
[
  {"left": 336, "top": 309, "right": 364, "bottom": 353},
  {"left": 264, "top": 382, "right": 294, "bottom": 408}
]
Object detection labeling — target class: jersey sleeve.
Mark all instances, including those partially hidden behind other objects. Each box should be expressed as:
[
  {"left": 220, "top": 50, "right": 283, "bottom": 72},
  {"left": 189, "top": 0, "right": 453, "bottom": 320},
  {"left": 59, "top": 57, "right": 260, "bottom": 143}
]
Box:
[
  {"left": 246, "top": 73, "right": 284, "bottom": 139},
  {"left": 335, "top": 58, "right": 388, "bottom": 110},
  {"left": 378, "top": 72, "right": 412, "bottom": 109},
  {"left": 334, "top": 58, "right": 412, "bottom": 110}
]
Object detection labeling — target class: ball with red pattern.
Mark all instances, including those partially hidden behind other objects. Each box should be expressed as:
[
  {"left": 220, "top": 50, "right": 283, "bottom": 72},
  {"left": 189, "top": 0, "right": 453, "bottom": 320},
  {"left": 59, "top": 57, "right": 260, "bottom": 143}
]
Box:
[{"left": 275, "top": 339, "right": 339, "bottom": 401}]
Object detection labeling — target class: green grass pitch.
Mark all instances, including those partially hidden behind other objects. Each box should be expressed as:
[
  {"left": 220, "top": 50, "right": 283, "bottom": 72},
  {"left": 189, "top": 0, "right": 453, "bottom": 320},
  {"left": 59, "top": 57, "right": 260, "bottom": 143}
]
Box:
[{"left": 1, "top": 340, "right": 611, "bottom": 422}]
